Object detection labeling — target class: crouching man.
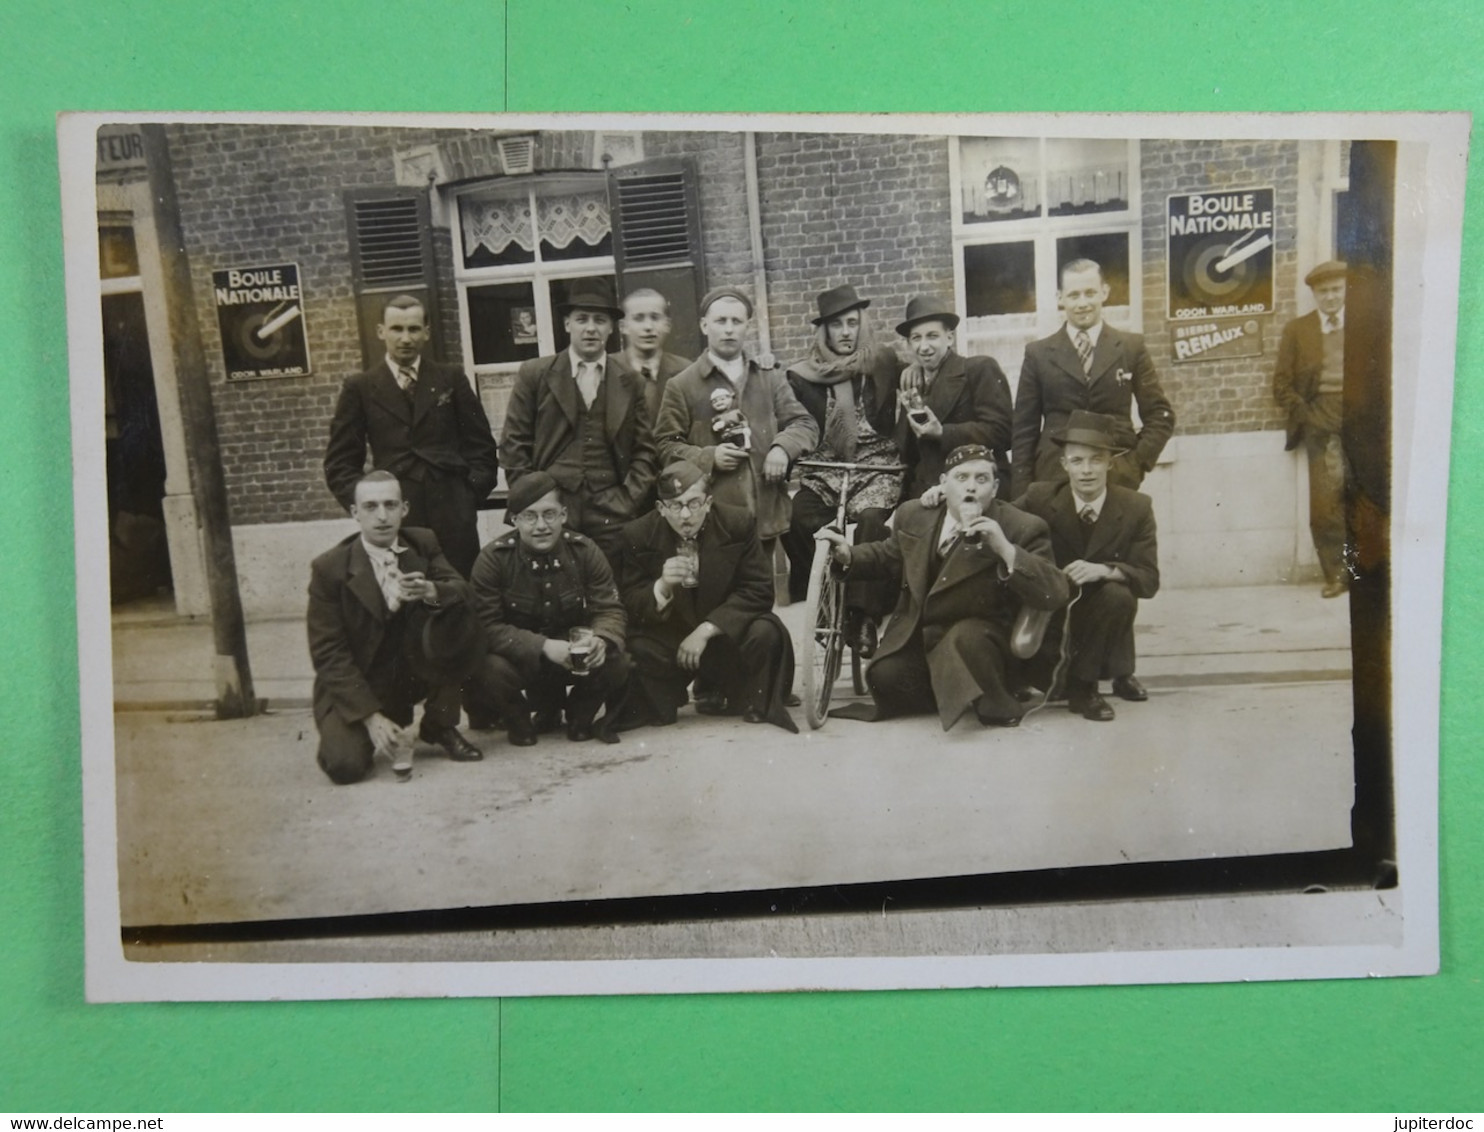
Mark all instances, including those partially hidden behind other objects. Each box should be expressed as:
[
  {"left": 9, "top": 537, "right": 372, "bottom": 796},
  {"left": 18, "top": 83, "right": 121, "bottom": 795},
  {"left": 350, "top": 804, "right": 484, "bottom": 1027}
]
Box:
[
  {"left": 307, "top": 470, "right": 488, "bottom": 785},
  {"left": 819, "top": 445, "right": 1068, "bottom": 730},
  {"left": 469, "top": 471, "right": 631, "bottom": 746},
  {"left": 614, "top": 459, "right": 799, "bottom": 732}
]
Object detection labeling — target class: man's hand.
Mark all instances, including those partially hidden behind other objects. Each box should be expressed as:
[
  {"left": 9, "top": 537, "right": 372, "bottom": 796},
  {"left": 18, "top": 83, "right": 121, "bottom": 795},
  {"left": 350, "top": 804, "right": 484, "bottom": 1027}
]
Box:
[
  {"left": 364, "top": 712, "right": 403, "bottom": 755},
  {"left": 966, "top": 514, "right": 1015, "bottom": 567},
  {"left": 542, "top": 637, "right": 575, "bottom": 670},
  {"left": 658, "top": 555, "right": 692, "bottom": 598},
  {"left": 919, "top": 484, "right": 945, "bottom": 508},
  {"left": 585, "top": 635, "right": 608, "bottom": 670},
  {"left": 762, "top": 446, "right": 790, "bottom": 483},
  {"left": 1063, "top": 559, "right": 1112, "bottom": 586},
  {"left": 814, "top": 526, "right": 852, "bottom": 568},
  {"left": 712, "top": 442, "right": 748, "bottom": 472},
  {"left": 907, "top": 405, "right": 943, "bottom": 439},
  {"left": 676, "top": 622, "right": 720, "bottom": 672},
  {"left": 397, "top": 570, "right": 440, "bottom": 603}
]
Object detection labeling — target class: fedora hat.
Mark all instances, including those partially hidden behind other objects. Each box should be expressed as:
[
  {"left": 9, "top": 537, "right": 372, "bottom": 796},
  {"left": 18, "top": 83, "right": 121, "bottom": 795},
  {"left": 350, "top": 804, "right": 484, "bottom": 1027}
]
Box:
[
  {"left": 811, "top": 283, "right": 871, "bottom": 325},
  {"left": 895, "top": 295, "right": 960, "bottom": 337},
  {"left": 406, "top": 604, "right": 487, "bottom": 687},
  {"left": 1051, "top": 410, "right": 1128, "bottom": 453},
  {"left": 556, "top": 277, "right": 623, "bottom": 319}
]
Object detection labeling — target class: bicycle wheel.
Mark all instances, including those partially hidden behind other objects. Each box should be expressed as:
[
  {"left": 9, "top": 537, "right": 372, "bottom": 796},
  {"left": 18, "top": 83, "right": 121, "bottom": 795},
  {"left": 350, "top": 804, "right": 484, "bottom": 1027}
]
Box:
[{"left": 802, "top": 540, "right": 847, "bottom": 729}]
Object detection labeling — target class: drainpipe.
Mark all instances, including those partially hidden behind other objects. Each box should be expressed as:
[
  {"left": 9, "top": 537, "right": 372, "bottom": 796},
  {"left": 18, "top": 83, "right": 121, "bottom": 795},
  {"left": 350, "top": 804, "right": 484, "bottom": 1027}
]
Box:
[{"left": 743, "top": 131, "right": 771, "bottom": 356}]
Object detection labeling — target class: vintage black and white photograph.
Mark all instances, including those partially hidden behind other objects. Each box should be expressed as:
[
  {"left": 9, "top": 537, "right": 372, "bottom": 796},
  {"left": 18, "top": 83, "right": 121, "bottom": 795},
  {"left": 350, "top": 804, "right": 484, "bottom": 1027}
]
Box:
[{"left": 65, "top": 112, "right": 1460, "bottom": 1000}]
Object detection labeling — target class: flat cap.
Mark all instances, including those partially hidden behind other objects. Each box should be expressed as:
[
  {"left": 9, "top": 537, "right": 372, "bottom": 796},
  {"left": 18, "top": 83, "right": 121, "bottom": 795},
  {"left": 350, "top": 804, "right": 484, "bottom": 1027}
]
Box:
[
  {"left": 1304, "top": 260, "right": 1348, "bottom": 287},
  {"left": 698, "top": 286, "right": 754, "bottom": 318}
]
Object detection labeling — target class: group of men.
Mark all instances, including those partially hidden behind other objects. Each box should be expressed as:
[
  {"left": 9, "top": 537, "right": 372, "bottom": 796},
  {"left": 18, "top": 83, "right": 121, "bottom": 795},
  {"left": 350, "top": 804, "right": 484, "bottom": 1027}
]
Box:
[{"left": 309, "top": 253, "right": 1349, "bottom": 785}]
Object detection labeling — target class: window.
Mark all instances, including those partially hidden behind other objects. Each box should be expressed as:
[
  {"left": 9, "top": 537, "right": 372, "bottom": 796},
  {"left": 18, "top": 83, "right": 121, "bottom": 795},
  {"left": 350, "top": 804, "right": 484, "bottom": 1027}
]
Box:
[{"left": 951, "top": 138, "right": 1141, "bottom": 389}]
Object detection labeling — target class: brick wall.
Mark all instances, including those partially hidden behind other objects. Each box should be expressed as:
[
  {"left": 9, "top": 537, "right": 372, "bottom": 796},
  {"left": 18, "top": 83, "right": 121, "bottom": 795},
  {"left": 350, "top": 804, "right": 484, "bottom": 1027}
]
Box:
[
  {"left": 1139, "top": 139, "right": 1299, "bottom": 437},
  {"left": 642, "top": 130, "right": 756, "bottom": 295}
]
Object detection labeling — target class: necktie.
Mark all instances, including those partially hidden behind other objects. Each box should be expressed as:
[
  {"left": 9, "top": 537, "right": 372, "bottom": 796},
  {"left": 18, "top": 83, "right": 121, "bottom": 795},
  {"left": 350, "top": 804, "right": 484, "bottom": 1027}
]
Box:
[
  {"left": 1074, "top": 330, "right": 1094, "bottom": 376},
  {"left": 1080, "top": 506, "right": 1097, "bottom": 526},
  {"left": 577, "top": 361, "right": 601, "bottom": 408},
  {"left": 641, "top": 364, "right": 655, "bottom": 382},
  {"left": 367, "top": 545, "right": 403, "bottom": 612},
  {"left": 1325, "top": 314, "right": 1341, "bottom": 335},
  {"left": 397, "top": 365, "right": 417, "bottom": 394}
]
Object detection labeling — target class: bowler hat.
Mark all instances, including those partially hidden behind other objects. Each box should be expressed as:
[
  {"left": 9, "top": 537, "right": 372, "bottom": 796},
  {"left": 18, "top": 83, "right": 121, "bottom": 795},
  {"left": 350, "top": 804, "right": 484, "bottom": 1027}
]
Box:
[
  {"left": 895, "top": 295, "right": 960, "bottom": 337},
  {"left": 1052, "top": 410, "right": 1127, "bottom": 453},
  {"left": 407, "top": 604, "right": 486, "bottom": 686},
  {"left": 1304, "top": 260, "right": 1348, "bottom": 287},
  {"left": 556, "top": 277, "right": 623, "bottom": 319},
  {"left": 811, "top": 283, "right": 871, "bottom": 325}
]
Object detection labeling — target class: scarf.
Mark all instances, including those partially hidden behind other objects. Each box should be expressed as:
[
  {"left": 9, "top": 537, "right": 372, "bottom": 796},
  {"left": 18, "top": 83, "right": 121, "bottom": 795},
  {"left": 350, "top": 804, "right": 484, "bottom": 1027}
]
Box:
[{"left": 790, "top": 316, "right": 876, "bottom": 461}]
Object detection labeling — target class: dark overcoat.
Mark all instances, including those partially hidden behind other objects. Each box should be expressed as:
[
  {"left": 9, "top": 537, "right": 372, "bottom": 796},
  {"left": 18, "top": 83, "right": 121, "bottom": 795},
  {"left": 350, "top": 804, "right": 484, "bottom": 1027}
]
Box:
[{"left": 1271, "top": 310, "right": 1330, "bottom": 451}]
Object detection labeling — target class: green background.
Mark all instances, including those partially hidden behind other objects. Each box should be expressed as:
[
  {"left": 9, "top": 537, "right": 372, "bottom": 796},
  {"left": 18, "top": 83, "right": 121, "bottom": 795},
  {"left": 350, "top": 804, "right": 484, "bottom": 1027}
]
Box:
[{"left": 2, "top": 0, "right": 1479, "bottom": 1112}]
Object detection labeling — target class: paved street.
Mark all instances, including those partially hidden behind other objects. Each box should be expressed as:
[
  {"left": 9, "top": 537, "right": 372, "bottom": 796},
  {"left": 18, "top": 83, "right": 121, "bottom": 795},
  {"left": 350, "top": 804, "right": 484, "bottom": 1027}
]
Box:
[{"left": 109, "top": 584, "right": 1356, "bottom": 933}]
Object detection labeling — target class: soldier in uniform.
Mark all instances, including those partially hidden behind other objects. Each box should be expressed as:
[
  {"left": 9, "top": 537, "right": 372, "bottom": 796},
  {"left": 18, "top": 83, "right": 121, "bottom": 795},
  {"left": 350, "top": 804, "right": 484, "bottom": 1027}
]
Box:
[{"left": 469, "top": 471, "right": 630, "bottom": 746}]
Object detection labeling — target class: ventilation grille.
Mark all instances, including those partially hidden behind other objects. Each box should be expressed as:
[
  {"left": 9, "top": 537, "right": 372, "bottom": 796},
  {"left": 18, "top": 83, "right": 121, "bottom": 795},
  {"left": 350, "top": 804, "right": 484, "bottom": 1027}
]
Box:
[
  {"left": 351, "top": 198, "right": 425, "bottom": 287},
  {"left": 498, "top": 136, "right": 535, "bottom": 175},
  {"left": 615, "top": 171, "right": 691, "bottom": 266}
]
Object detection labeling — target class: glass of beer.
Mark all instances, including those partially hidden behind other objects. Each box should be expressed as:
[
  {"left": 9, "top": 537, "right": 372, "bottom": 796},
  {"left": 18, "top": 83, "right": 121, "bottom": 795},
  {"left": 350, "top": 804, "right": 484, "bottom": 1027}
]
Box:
[
  {"left": 568, "top": 626, "right": 596, "bottom": 674},
  {"left": 958, "top": 498, "right": 983, "bottom": 547},
  {"left": 678, "top": 537, "right": 701, "bottom": 588}
]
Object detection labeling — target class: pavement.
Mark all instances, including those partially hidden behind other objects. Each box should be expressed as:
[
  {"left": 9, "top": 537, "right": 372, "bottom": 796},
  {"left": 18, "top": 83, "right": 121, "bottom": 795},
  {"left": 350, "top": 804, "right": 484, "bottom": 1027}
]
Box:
[{"left": 108, "top": 583, "right": 1358, "bottom": 939}]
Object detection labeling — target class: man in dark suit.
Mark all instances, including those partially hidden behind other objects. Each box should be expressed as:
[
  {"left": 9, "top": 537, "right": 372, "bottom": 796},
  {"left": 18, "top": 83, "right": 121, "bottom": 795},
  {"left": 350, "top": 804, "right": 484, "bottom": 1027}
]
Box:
[
  {"left": 888, "top": 296, "right": 1014, "bottom": 503},
  {"left": 611, "top": 287, "right": 692, "bottom": 420},
  {"left": 323, "top": 294, "right": 499, "bottom": 579},
  {"left": 1273, "top": 260, "right": 1350, "bottom": 598},
  {"left": 307, "top": 471, "right": 488, "bottom": 785},
  {"left": 501, "top": 277, "right": 658, "bottom": 561},
  {"left": 614, "top": 460, "right": 798, "bottom": 732},
  {"left": 818, "top": 445, "right": 1068, "bottom": 730},
  {"left": 1012, "top": 259, "right": 1174, "bottom": 499},
  {"left": 1015, "top": 411, "right": 1160, "bottom": 722}
]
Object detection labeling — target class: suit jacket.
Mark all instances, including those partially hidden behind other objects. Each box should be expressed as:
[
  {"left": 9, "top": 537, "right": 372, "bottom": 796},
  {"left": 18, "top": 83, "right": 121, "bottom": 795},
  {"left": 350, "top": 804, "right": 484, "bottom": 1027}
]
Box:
[
  {"left": 1012, "top": 325, "right": 1174, "bottom": 497},
  {"left": 1273, "top": 310, "right": 1334, "bottom": 451},
  {"left": 501, "top": 352, "right": 658, "bottom": 518},
  {"left": 847, "top": 499, "right": 1069, "bottom": 726},
  {"left": 617, "top": 503, "right": 775, "bottom": 649},
  {"left": 307, "top": 526, "right": 472, "bottom": 727},
  {"left": 654, "top": 355, "right": 819, "bottom": 539},
  {"left": 890, "top": 351, "right": 1013, "bottom": 499},
  {"left": 1015, "top": 482, "right": 1160, "bottom": 600},
  {"left": 610, "top": 349, "right": 692, "bottom": 421},
  {"left": 323, "top": 359, "right": 499, "bottom": 510}
]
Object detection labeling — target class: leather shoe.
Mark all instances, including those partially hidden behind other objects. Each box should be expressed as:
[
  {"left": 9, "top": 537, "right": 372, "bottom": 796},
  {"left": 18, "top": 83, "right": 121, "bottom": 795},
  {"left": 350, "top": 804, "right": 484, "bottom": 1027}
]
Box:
[
  {"left": 742, "top": 707, "right": 765, "bottom": 724},
  {"left": 424, "top": 726, "right": 484, "bottom": 761},
  {"left": 694, "top": 691, "right": 730, "bottom": 716},
  {"left": 566, "top": 722, "right": 593, "bottom": 742},
  {"left": 505, "top": 714, "right": 538, "bottom": 747},
  {"left": 784, "top": 691, "right": 802, "bottom": 708},
  {"left": 1321, "top": 580, "right": 1348, "bottom": 599},
  {"left": 1111, "top": 675, "right": 1148, "bottom": 702},
  {"left": 1068, "top": 692, "right": 1116, "bottom": 722},
  {"left": 533, "top": 707, "right": 563, "bottom": 733},
  {"left": 593, "top": 722, "right": 621, "bottom": 745}
]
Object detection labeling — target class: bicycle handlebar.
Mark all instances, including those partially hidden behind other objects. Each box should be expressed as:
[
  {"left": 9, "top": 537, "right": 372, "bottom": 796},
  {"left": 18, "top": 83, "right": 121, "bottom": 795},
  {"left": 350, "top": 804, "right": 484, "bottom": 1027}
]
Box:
[{"left": 795, "top": 460, "right": 908, "bottom": 472}]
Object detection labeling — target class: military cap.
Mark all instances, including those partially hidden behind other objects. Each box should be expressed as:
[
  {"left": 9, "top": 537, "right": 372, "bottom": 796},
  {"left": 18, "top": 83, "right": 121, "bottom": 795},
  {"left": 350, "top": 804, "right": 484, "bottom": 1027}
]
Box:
[
  {"left": 656, "top": 459, "right": 706, "bottom": 501},
  {"left": 506, "top": 471, "right": 560, "bottom": 517}
]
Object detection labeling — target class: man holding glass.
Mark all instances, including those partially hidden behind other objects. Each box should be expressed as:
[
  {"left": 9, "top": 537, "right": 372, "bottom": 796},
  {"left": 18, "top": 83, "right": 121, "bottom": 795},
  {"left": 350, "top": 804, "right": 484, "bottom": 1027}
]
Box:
[{"left": 468, "top": 471, "right": 630, "bottom": 746}]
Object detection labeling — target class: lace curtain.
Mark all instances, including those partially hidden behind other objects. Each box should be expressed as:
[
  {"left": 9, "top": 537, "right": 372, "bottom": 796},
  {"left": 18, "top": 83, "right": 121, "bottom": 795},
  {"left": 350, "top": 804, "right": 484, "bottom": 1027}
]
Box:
[{"left": 462, "top": 187, "right": 610, "bottom": 258}]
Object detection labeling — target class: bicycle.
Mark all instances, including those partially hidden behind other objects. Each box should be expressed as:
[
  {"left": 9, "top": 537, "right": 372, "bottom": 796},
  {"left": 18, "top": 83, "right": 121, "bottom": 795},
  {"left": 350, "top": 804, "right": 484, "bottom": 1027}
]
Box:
[{"left": 796, "top": 459, "right": 907, "bottom": 729}]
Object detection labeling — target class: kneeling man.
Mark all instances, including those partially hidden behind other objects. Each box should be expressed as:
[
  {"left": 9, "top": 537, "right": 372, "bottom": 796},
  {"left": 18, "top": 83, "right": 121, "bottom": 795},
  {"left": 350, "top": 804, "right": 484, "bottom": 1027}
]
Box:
[
  {"left": 1014, "top": 411, "right": 1160, "bottom": 722},
  {"left": 469, "top": 471, "right": 631, "bottom": 746},
  {"left": 819, "top": 445, "right": 1068, "bottom": 730},
  {"left": 308, "top": 470, "right": 487, "bottom": 785},
  {"left": 616, "top": 460, "right": 798, "bottom": 732}
]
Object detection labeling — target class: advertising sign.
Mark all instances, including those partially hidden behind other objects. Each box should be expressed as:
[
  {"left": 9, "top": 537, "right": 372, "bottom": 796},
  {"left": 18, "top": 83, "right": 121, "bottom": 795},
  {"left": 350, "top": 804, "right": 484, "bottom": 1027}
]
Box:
[
  {"left": 212, "top": 263, "right": 311, "bottom": 379},
  {"left": 1167, "top": 188, "right": 1274, "bottom": 320},
  {"left": 1171, "top": 316, "right": 1265, "bottom": 364}
]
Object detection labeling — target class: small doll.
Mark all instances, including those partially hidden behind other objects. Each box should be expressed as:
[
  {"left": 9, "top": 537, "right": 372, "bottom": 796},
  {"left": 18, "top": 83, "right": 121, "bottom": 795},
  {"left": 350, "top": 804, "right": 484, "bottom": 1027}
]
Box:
[{"left": 709, "top": 386, "right": 751, "bottom": 451}]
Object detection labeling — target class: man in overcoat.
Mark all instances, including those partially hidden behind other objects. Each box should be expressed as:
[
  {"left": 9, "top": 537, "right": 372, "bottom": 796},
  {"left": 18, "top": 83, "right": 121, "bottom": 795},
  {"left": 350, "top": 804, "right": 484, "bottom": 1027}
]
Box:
[
  {"left": 500, "top": 277, "right": 659, "bottom": 560},
  {"left": 614, "top": 460, "right": 798, "bottom": 732},
  {"left": 323, "top": 294, "right": 499, "bottom": 579},
  {"left": 469, "top": 471, "right": 630, "bottom": 746},
  {"left": 1273, "top": 259, "right": 1350, "bottom": 598},
  {"left": 818, "top": 445, "right": 1068, "bottom": 730},
  {"left": 1011, "top": 259, "right": 1174, "bottom": 499},
  {"left": 307, "top": 471, "right": 488, "bottom": 785},
  {"left": 1015, "top": 411, "right": 1160, "bottom": 722}
]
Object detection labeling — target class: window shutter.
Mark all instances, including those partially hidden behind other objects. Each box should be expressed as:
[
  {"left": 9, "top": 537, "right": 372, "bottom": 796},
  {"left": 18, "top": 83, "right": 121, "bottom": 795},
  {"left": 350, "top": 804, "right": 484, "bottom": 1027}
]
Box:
[
  {"left": 609, "top": 157, "right": 705, "bottom": 358},
  {"left": 345, "top": 188, "right": 444, "bottom": 367}
]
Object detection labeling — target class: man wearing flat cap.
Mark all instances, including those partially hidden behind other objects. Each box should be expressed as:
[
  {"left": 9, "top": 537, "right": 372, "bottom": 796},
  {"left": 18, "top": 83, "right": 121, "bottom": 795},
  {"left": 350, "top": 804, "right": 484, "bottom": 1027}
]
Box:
[
  {"left": 501, "top": 277, "right": 658, "bottom": 561},
  {"left": 613, "top": 459, "right": 799, "bottom": 732},
  {"left": 654, "top": 286, "right": 819, "bottom": 550},
  {"left": 819, "top": 445, "right": 1068, "bottom": 730},
  {"left": 1014, "top": 411, "right": 1160, "bottom": 722},
  {"left": 890, "top": 295, "right": 1014, "bottom": 504},
  {"left": 782, "top": 283, "right": 904, "bottom": 656},
  {"left": 468, "top": 471, "right": 630, "bottom": 745},
  {"left": 1274, "top": 260, "right": 1351, "bottom": 598},
  {"left": 1012, "top": 258, "right": 1174, "bottom": 500},
  {"left": 307, "top": 470, "right": 491, "bottom": 785}
]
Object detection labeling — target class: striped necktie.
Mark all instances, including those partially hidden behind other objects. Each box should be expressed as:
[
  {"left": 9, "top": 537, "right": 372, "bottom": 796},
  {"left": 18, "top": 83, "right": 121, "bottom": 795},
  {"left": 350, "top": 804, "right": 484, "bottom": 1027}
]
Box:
[{"left": 1074, "top": 330, "right": 1094, "bottom": 376}]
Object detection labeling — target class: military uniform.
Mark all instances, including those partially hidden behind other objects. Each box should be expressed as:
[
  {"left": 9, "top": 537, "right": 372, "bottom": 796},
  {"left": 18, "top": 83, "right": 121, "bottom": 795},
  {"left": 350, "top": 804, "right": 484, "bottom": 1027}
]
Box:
[{"left": 469, "top": 527, "right": 630, "bottom": 737}]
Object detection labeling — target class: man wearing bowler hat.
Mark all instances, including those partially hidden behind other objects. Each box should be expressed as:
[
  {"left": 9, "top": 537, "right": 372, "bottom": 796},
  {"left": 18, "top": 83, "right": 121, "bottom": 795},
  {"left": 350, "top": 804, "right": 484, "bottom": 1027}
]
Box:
[
  {"left": 1012, "top": 258, "right": 1174, "bottom": 499},
  {"left": 613, "top": 459, "right": 799, "bottom": 732},
  {"left": 1014, "top": 411, "right": 1160, "bottom": 722},
  {"left": 782, "top": 283, "right": 904, "bottom": 655},
  {"left": 501, "top": 277, "right": 658, "bottom": 561},
  {"left": 307, "top": 470, "right": 490, "bottom": 785},
  {"left": 890, "top": 295, "right": 1014, "bottom": 504},
  {"left": 469, "top": 471, "right": 630, "bottom": 746},
  {"left": 1273, "top": 260, "right": 1351, "bottom": 598}
]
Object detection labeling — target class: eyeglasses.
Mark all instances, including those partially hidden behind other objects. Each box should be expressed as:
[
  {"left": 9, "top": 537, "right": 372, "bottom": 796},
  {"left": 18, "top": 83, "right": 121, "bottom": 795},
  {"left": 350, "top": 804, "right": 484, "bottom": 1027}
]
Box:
[
  {"left": 657, "top": 497, "right": 710, "bottom": 516},
  {"left": 513, "top": 508, "right": 565, "bottom": 526}
]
